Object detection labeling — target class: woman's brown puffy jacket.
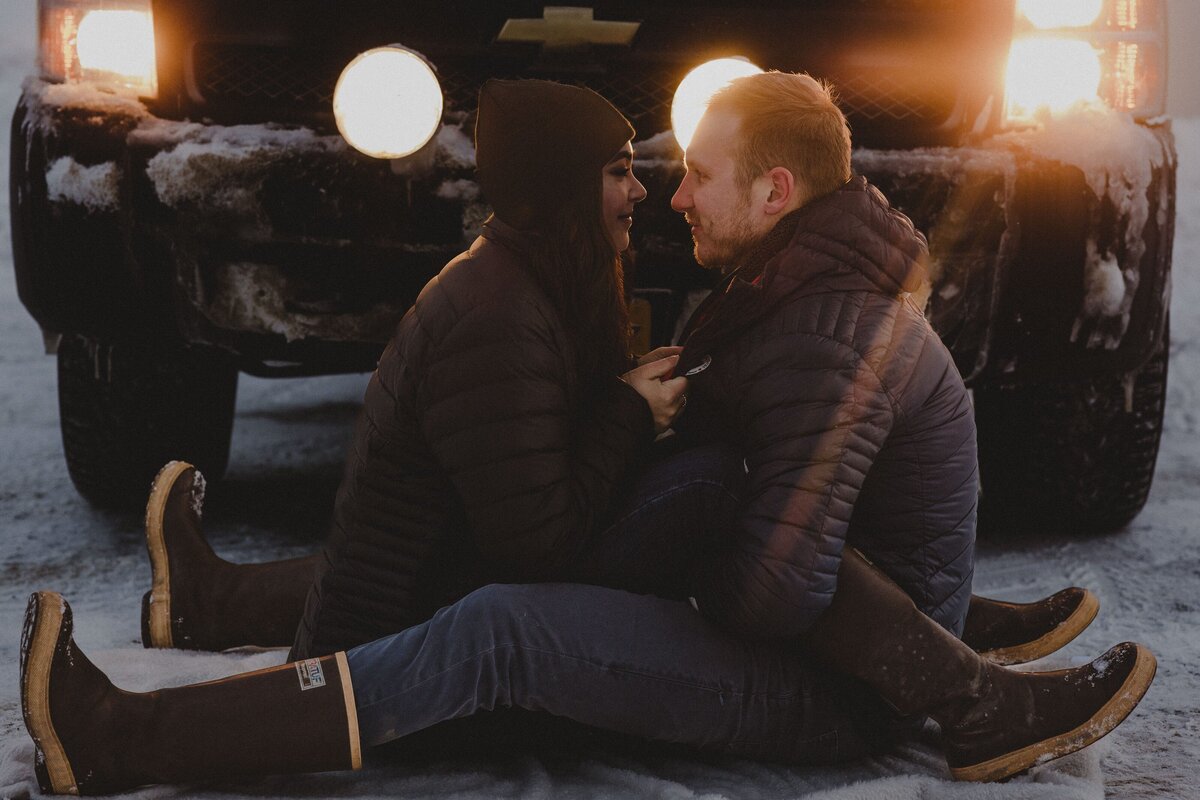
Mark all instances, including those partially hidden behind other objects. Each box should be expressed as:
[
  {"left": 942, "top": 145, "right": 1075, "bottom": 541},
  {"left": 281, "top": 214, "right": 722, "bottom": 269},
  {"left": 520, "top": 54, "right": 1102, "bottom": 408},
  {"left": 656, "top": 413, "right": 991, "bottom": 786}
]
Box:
[{"left": 291, "top": 220, "right": 654, "bottom": 659}]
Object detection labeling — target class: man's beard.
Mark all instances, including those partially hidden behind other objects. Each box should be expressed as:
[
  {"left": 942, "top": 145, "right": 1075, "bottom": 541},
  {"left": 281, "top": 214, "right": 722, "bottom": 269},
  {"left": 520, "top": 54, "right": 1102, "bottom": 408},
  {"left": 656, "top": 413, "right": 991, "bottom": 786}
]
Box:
[
  {"left": 695, "top": 225, "right": 761, "bottom": 270},
  {"left": 692, "top": 197, "right": 765, "bottom": 270}
]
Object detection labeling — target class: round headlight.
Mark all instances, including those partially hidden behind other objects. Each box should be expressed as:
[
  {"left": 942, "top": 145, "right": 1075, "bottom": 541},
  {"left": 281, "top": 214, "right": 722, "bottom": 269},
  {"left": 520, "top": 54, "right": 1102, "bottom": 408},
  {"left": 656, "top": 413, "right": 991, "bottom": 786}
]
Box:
[
  {"left": 333, "top": 46, "right": 444, "bottom": 159},
  {"left": 671, "top": 57, "right": 763, "bottom": 150}
]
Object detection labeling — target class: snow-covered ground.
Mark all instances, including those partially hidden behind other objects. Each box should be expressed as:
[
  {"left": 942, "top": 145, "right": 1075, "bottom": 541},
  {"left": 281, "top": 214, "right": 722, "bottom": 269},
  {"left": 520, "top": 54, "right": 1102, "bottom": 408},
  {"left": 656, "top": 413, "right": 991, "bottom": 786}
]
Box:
[{"left": 2, "top": 2, "right": 1199, "bottom": 798}]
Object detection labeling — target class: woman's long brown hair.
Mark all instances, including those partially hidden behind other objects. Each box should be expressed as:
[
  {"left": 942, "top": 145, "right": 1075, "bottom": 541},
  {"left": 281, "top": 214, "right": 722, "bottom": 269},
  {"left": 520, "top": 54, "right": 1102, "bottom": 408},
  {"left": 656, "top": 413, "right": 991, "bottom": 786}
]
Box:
[{"left": 522, "top": 168, "right": 631, "bottom": 404}]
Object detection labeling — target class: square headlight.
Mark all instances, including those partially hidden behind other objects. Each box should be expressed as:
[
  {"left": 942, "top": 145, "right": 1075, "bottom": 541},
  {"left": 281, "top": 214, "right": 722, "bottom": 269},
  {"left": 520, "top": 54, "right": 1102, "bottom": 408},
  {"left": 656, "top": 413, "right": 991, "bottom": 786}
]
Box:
[{"left": 39, "top": 0, "right": 157, "bottom": 97}]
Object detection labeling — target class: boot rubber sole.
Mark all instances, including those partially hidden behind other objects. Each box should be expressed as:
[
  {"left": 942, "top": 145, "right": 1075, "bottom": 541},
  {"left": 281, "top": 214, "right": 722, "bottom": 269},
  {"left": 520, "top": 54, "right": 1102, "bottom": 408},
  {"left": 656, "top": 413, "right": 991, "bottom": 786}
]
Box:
[
  {"left": 21, "top": 591, "right": 80, "bottom": 795},
  {"left": 980, "top": 589, "right": 1100, "bottom": 666},
  {"left": 144, "top": 460, "right": 193, "bottom": 649},
  {"left": 949, "top": 643, "right": 1157, "bottom": 782}
]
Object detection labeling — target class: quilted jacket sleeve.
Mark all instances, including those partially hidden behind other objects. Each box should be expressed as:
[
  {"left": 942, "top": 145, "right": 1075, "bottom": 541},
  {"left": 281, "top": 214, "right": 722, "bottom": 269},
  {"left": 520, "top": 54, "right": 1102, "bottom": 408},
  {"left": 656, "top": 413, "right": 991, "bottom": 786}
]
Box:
[
  {"left": 418, "top": 292, "right": 655, "bottom": 579},
  {"left": 693, "top": 333, "right": 896, "bottom": 639}
]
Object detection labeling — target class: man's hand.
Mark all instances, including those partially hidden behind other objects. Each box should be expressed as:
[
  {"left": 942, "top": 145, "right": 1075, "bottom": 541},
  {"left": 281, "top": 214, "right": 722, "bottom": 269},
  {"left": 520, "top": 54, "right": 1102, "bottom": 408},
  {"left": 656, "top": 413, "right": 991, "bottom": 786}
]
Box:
[
  {"left": 622, "top": 355, "right": 689, "bottom": 434},
  {"left": 636, "top": 346, "right": 684, "bottom": 368}
]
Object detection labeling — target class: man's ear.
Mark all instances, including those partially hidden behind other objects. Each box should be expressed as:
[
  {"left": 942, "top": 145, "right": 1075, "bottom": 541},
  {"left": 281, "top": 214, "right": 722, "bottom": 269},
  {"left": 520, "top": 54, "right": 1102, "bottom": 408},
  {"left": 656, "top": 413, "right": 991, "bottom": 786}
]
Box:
[{"left": 762, "top": 166, "right": 806, "bottom": 215}]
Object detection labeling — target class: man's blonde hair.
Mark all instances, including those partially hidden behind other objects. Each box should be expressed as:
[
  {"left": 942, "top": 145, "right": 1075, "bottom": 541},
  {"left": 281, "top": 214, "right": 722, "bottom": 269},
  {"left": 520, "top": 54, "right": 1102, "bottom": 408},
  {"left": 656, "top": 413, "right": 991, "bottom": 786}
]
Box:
[{"left": 707, "top": 71, "right": 851, "bottom": 203}]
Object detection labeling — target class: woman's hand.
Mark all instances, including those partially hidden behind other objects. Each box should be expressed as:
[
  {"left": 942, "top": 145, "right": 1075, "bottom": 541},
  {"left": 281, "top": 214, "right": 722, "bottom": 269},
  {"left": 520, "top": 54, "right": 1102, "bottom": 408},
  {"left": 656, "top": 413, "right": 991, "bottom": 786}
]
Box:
[
  {"left": 635, "top": 346, "right": 683, "bottom": 367},
  {"left": 622, "top": 355, "right": 689, "bottom": 434}
]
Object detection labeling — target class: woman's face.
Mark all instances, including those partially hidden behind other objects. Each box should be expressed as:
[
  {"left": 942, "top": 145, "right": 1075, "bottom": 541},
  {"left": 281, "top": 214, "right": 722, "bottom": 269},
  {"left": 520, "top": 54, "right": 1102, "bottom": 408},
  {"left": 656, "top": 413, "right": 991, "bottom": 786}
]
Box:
[{"left": 602, "top": 142, "right": 648, "bottom": 252}]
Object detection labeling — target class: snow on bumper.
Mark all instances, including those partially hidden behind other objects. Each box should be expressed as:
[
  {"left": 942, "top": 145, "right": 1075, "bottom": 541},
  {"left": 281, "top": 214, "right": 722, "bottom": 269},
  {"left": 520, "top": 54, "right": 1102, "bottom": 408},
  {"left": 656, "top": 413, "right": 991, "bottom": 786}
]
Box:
[
  {"left": 10, "top": 81, "right": 1175, "bottom": 380},
  {"left": 11, "top": 80, "right": 483, "bottom": 356},
  {"left": 854, "top": 110, "right": 1174, "bottom": 383}
]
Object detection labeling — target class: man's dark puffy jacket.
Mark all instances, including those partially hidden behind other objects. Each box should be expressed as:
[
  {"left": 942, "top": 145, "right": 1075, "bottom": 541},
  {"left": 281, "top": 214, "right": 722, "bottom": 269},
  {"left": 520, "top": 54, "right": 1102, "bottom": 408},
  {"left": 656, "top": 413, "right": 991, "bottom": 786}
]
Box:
[
  {"left": 291, "top": 220, "right": 654, "bottom": 659},
  {"left": 674, "top": 176, "right": 978, "bottom": 639}
]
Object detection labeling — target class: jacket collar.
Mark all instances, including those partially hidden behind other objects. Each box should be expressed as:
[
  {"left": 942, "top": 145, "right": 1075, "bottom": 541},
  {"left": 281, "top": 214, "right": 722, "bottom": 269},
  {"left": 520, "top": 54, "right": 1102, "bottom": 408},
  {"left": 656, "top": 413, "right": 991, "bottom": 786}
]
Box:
[
  {"left": 675, "top": 209, "right": 800, "bottom": 354},
  {"left": 677, "top": 177, "right": 927, "bottom": 372},
  {"left": 479, "top": 214, "right": 540, "bottom": 256}
]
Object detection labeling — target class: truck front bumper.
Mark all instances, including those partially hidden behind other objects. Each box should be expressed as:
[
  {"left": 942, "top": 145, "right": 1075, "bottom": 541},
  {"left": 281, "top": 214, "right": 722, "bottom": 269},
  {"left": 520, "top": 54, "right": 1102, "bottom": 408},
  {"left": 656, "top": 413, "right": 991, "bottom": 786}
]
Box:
[
  {"left": 11, "top": 80, "right": 1174, "bottom": 382},
  {"left": 857, "top": 116, "right": 1175, "bottom": 385}
]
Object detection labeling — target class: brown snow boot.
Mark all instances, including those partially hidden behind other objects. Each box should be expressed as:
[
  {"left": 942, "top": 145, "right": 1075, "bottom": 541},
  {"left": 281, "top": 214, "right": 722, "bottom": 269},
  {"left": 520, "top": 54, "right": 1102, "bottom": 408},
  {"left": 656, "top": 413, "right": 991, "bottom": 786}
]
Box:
[
  {"left": 804, "top": 549, "right": 1156, "bottom": 782},
  {"left": 963, "top": 588, "right": 1099, "bottom": 665},
  {"left": 21, "top": 591, "right": 361, "bottom": 795},
  {"left": 142, "top": 460, "right": 320, "bottom": 650}
]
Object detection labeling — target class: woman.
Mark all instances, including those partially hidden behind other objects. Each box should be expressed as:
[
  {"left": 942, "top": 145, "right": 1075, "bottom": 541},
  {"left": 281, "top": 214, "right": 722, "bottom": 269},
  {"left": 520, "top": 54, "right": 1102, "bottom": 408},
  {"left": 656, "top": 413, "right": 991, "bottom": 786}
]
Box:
[
  {"left": 21, "top": 80, "right": 1150, "bottom": 795},
  {"left": 142, "top": 77, "right": 710, "bottom": 659}
]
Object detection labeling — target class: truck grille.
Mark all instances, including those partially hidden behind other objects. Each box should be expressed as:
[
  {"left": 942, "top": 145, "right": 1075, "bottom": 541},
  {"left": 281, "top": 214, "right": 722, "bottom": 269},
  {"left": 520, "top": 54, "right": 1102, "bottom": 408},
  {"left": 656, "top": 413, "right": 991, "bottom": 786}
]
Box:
[
  {"left": 437, "top": 61, "right": 678, "bottom": 139},
  {"left": 193, "top": 44, "right": 342, "bottom": 108},
  {"left": 833, "top": 72, "right": 952, "bottom": 123},
  {"left": 190, "top": 44, "right": 952, "bottom": 139}
]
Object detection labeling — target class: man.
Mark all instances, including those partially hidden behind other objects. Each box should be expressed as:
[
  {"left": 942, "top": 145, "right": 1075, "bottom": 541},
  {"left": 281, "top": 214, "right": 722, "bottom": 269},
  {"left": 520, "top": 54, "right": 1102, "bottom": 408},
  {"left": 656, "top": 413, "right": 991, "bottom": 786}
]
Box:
[
  {"left": 669, "top": 71, "right": 975, "bottom": 638},
  {"left": 21, "top": 76, "right": 1153, "bottom": 796},
  {"left": 659, "top": 71, "right": 1155, "bottom": 780}
]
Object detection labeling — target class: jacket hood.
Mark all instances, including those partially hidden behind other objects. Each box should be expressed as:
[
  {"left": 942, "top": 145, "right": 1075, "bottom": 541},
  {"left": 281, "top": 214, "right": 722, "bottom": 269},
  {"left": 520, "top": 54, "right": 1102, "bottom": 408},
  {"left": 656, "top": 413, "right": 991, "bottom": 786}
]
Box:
[{"left": 768, "top": 175, "right": 928, "bottom": 298}]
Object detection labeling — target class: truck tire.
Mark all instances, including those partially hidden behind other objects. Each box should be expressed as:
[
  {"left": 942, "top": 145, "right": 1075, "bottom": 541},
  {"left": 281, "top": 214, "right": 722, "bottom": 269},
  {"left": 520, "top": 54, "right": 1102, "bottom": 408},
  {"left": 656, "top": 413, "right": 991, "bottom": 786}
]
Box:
[
  {"left": 975, "top": 327, "right": 1168, "bottom": 534},
  {"left": 57, "top": 333, "right": 239, "bottom": 511}
]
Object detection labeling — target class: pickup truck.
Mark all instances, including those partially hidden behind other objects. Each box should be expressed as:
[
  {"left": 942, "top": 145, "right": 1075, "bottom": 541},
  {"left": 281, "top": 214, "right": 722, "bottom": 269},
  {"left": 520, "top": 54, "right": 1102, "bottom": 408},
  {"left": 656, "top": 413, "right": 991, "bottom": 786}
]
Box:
[{"left": 10, "top": 0, "right": 1174, "bottom": 532}]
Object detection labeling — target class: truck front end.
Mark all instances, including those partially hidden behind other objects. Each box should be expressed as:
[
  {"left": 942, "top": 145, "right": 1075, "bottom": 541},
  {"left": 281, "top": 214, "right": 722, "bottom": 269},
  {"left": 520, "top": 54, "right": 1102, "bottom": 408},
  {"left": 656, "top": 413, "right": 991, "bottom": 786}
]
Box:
[{"left": 10, "top": 0, "right": 1174, "bottom": 528}]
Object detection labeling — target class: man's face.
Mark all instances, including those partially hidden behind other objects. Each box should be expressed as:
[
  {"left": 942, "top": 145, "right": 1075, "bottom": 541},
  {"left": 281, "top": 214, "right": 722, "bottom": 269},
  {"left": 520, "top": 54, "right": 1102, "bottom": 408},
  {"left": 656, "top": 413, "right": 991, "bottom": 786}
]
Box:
[{"left": 670, "top": 110, "right": 769, "bottom": 268}]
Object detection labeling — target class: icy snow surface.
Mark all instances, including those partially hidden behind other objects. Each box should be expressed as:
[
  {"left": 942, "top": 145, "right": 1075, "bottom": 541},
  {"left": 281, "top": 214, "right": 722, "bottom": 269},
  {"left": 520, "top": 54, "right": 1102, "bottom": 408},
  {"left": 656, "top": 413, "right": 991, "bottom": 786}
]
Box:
[
  {"left": 141, "top": 124, "right": 346, "bottom": 213},
  {"left": 43, "top": 157, "right": 120, "bottom": 212},
  {"left": 992, "top": 103, "right": 1165, "bottom": 217},
  {"left": 1081, "top": 243, "right": 1127, "bottom": 319},
  {"left": 433, "top": 124, "right": 476, "bottom": 169},
  {"left": 3, "top": 1, "right": 1200, "bottom": 796},
  {"left": 32, "top": 79, "right": 149, "bottom": 119},
  {"left": 633, "top": 130, "right": 684, "bottom": 169},
  {"left": 30, "top": 81, "right": 477, "bottom": 217},
  {"left": 995, "top": 103, "right": 1170, "bottom": 348}
]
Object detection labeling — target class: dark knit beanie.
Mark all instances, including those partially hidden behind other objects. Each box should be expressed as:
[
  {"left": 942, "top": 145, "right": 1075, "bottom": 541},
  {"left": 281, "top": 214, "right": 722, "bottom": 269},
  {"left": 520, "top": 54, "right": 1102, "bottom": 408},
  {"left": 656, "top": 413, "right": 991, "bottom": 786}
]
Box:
[{"left": 475, "top": 79, "right": 635, "bottom": 230}]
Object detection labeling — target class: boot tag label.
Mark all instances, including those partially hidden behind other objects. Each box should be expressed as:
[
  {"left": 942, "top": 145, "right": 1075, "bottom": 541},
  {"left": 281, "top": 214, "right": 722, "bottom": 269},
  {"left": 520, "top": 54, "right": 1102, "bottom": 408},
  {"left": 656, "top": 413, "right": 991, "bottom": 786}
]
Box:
[{"left": 295, "top": 658, "right": 327, "bottom": 691}]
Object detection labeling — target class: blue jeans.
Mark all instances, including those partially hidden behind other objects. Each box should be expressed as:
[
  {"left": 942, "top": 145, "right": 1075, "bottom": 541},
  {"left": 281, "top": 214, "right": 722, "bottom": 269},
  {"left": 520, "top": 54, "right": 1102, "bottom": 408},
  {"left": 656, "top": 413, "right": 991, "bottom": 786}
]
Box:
[
  {"left": 344, "top": 444, "right": 892, "bottom": 763},
  {"left": 346, "top": 584, "right": 890, "bottom": 763},
  {"left": 568, "top": 440, "right": 745, "bottom": 599}
]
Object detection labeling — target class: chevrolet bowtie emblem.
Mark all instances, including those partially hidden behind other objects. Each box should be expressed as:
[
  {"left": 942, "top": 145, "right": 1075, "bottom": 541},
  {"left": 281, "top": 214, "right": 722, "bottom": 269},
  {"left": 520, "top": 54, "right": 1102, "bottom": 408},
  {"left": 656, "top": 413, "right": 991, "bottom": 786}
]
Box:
[{"left": 498, "top": 7, "right": 640, "bottom": 51}]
